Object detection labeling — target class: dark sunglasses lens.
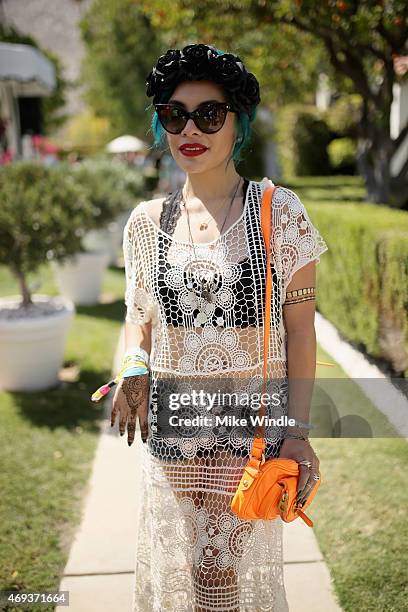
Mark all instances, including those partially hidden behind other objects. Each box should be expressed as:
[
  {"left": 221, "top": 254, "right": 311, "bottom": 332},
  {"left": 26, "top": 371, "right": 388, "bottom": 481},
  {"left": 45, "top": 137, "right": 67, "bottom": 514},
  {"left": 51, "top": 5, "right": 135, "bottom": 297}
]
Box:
[
  {"left": 196, "top": 105, "right": 227, "bottom": 132},
  {"left": 156, "top": 104, "right": 228, "bottom": 134},
  {"left": 156, "top": 105, "right": 186, "bottom": 133}
]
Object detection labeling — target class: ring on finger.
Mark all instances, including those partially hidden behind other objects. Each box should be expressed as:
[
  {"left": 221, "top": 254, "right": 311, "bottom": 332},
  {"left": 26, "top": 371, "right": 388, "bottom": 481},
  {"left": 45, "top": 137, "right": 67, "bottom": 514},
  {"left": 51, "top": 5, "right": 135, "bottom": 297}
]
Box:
[
  {"left": 298, "top": 460, "right": 312, "bottom": 469},
  {"left": 296, "top": 477, "right": 315, "bottom": 497}
]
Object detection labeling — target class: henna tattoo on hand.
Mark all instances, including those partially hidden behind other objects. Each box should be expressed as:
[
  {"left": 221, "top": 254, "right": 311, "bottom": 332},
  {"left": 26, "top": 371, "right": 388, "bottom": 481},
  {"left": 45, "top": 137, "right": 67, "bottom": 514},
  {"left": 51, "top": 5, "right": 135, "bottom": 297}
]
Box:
[
  {"left": 122, "top": 374, "right": 149, "bottom": 411},
  {"left": 122, "top": 374, "right": 150, "bottom": 443}
]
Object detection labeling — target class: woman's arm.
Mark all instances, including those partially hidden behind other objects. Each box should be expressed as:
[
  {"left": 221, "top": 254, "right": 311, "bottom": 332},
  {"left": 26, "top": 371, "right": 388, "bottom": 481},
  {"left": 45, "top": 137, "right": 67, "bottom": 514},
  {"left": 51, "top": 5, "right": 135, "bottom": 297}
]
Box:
[
  {"left": 112, "top": 320, "right": 152, "bottom": 446},
  {"left": 124, "top": 319, "right": 152, "bottom": 356},
  {"left": 283, "top": 260, "right": 317, "bottom": 435},
  {"left": 280, "top": 260, "right": 321, "bottom": 506},
  {"left": 111, "top": 209, "right": 155, "bottom": 445}
]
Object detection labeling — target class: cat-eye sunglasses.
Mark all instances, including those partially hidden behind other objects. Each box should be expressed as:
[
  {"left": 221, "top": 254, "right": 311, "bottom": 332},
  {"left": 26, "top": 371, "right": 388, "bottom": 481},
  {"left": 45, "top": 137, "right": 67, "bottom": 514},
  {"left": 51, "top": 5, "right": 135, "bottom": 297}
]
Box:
[{"left": 154, "top": 101, "right": 237, "bottom": 134}]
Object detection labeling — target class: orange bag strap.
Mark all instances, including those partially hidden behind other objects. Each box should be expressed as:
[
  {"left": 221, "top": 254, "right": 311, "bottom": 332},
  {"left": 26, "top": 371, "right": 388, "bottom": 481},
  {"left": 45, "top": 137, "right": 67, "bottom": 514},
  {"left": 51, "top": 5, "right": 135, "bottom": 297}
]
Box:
[
  {"left": 249, "top": 182, "right": 276, "bottom": 463},
  {"left": 249, "top": 181, "right": 335, "bottom": 465}
]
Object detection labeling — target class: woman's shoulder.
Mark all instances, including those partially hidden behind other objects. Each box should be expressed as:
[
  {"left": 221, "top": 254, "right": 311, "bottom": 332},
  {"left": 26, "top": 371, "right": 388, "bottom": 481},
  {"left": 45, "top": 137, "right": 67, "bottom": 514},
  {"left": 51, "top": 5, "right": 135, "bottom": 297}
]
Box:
[
  {"left": 130, "top": 195, "right": 173, "bottom": 227},
  {"left": 257, "top": 177, "right": 303, "bottom": 212}
]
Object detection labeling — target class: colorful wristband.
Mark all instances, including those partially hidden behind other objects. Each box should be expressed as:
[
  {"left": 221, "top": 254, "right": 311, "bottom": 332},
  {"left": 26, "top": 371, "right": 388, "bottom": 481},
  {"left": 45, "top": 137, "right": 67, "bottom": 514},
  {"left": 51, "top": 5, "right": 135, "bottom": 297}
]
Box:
[
  {"left": 124, "top": 346, "right": 150, "bottom": 367},
  {"left": 90, "top": 355, "right": 149, "bottom": 402}
]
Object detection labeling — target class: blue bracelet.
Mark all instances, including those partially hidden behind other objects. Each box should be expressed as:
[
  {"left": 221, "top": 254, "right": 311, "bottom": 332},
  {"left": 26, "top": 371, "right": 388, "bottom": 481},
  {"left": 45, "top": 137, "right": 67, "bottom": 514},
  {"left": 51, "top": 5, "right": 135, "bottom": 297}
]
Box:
[{"left": 122, "top": 366, "right": 149, "bottom": 378}]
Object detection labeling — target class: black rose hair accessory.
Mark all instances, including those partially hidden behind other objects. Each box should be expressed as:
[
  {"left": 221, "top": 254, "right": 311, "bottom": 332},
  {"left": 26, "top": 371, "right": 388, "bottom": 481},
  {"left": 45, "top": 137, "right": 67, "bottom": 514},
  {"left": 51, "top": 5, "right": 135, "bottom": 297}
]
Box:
[{"left": 145, "top": 43, "right": 260, "bottom": 117}]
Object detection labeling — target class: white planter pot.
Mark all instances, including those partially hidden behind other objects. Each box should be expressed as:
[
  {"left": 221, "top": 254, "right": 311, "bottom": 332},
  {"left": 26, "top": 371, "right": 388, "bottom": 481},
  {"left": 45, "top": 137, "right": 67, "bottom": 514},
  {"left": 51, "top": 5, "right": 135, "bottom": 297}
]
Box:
[
  {"left": 51, "top": 251, "right": 110, "bottom": 306},
  {"left": 82, "top": 223, "right": 123, "bottom": 266},
  {"left": 0, "top": 294, "right": 75, "bottom": 392}
]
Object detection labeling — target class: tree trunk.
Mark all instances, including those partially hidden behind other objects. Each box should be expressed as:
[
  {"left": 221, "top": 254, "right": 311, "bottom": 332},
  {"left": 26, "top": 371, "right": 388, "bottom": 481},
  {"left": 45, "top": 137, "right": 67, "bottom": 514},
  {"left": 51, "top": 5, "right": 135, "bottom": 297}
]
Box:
[
  {"left": 11, "top": 266, "right": 32, "bottom": 307},
  {"left": 356, "top": 122, "right": 407, "bottom": 207}
]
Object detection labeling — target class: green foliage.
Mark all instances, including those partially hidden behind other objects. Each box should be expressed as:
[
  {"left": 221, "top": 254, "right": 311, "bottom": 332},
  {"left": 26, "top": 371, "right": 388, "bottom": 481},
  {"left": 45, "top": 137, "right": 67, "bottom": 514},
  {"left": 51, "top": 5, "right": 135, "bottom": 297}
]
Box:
[
  {"left": 138, "top": 1, "right": 408, "bottom": 204},
  {"left": 0, "top": 25, "right": 69, "bottom": 134},
  {"left": 79, "top": 0, "right": 168, "bottom": 137},
  {"left": 139, "top": 0, "right": 327, "bottom": 109},
  {"left": 235, "top": 113, "right": 274, "bottom": 178},
  {"left": 328, "top": 138, "right": 357, "bottom": 171},
  {"left": 0, "top": 162, "right": 94, "bottom": 284},
  {"left": 66, "top": 159, "right": 145, "bottom": 228},
  {"left": 324, "top": 94, "right": 363, "bottom": 136},
  {"left": 80, "top": 0, "right": 328, "bottom": 140},
  {"left": 65, "top": 109, "right": 114, "bottom": 154},
  {"left": 274, "top": 104, "right": 332, "bottom": 177},
  {"left": 308, "top": 197, "right": 408, "bottom": 377}
]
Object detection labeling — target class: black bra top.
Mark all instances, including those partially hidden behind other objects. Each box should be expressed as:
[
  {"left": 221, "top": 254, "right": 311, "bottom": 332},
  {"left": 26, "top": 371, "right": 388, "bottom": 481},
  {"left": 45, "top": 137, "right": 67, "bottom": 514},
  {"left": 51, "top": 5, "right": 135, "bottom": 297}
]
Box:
[{"left": 155, "top": 178, "right": 279, "bottom": 327}]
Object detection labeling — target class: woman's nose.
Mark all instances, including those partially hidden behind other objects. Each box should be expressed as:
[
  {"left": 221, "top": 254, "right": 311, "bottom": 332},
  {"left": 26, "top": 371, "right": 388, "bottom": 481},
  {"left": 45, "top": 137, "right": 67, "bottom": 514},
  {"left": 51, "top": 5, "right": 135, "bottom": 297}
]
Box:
[{"left": 182, "top": 118, "right": 201, "bottom": 135}]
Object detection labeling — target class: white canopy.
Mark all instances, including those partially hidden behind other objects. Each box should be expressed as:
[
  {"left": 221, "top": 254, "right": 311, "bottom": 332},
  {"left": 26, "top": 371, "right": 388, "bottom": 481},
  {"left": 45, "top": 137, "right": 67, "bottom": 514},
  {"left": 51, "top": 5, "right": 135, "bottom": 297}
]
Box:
[
  {"left": 106, "top": 134, "right": 147, "bottom": 153},
  {"left": 0, "top": 42, "right": 56, "bottom": 96}
]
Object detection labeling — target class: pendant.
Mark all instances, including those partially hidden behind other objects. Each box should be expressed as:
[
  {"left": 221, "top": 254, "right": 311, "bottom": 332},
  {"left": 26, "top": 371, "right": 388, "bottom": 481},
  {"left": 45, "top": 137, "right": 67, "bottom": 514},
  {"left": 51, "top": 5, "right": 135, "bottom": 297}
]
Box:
[
  {"left": 195, "top": 311, "right": 208, "bottom": 326},
  {"left": 201, "top": 289, "right": 212, "bottom": 302},
  {"left": 200, "top": 222, "right": 208, "bottom": 231},
  {"left": 200, "top": 277, "right": 216, "bottom": 302}
]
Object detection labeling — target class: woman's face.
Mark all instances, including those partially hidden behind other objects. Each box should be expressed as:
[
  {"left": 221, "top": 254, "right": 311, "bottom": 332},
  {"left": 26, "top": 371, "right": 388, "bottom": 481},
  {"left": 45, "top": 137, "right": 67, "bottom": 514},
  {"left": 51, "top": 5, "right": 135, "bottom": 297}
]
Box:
[{"left": 163, "top": 80, "right": 238, "bottom": 174}]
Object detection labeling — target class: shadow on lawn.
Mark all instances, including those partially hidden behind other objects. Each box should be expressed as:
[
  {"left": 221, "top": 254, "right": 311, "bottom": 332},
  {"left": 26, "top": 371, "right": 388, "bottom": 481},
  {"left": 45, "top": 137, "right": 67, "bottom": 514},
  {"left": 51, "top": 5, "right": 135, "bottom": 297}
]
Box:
[
  {"left": 7, "top": 369, "right": 107, "bottom": 433},
  {"left": 76, "top": 299, "right": 126, "bottom": 323}
]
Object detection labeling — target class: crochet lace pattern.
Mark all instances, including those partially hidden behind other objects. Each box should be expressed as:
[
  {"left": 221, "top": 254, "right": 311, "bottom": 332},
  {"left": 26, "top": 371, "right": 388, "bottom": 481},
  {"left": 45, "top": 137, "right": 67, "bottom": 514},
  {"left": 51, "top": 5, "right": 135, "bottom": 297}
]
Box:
[{"left": 124, "top": 179, "right": 329, "bottom": 611}]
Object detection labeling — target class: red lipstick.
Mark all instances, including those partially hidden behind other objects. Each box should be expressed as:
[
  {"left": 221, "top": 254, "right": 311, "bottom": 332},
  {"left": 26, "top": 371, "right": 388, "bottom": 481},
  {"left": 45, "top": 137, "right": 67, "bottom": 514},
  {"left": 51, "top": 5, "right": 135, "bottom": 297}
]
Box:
[{"left": 179, "top": 143, "right": 208, "bottom": 157}]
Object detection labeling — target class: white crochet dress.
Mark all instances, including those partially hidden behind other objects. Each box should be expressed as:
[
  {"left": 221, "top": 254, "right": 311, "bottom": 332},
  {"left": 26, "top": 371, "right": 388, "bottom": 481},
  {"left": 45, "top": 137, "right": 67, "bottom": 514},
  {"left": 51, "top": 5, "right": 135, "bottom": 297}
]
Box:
[{"left": 124, "top": 178, "right": 329, "bottom": 612}]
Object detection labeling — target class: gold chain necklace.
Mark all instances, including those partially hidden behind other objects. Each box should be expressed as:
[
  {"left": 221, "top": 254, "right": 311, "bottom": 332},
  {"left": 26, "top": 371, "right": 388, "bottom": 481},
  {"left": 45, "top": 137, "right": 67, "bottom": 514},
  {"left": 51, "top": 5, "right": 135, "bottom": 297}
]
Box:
[{"left": 180, "top": 180, "right": 241, "bottom": 231}]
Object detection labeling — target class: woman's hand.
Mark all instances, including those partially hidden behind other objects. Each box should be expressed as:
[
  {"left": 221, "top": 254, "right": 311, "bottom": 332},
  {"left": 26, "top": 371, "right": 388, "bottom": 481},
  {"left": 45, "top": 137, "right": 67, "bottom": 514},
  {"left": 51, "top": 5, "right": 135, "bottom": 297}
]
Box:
[
  {"left": 278, "top": 437, "right": 320, "bottom": 507},
  {"left": 110, "top": 373, "right": 150, "bottom": 446}
]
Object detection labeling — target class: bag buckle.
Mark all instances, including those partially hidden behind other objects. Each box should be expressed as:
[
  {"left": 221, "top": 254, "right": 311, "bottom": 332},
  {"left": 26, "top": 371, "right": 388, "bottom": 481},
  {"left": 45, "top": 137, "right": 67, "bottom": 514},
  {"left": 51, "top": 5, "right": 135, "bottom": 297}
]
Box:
[{"left": 279, "top": 491, "right": 289, "bottom": 513}]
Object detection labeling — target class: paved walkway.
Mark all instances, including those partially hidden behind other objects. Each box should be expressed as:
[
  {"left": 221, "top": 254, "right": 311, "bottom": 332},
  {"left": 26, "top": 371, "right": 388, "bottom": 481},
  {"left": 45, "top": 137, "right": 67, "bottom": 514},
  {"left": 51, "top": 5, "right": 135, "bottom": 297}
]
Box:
[
  {"left": 57, "top": 325, "right": 343, "bottom": 612},
  {"left": 315, "top": 312, "right": 408, "bottom": 439}
]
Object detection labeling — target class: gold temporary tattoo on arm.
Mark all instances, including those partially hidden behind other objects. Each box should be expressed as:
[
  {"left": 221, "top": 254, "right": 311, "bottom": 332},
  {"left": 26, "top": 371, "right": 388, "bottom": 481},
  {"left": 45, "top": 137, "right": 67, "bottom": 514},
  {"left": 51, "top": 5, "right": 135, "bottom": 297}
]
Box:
[{"left": 284, "top": 286, "right": 316, "bottom": 306}]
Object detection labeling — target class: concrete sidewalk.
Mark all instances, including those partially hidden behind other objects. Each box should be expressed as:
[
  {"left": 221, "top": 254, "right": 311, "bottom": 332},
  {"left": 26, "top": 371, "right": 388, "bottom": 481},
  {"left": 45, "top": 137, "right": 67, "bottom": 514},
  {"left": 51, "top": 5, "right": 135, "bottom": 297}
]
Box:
[{"left": 57, "top": 327, "right": 342, "bottom": 612}]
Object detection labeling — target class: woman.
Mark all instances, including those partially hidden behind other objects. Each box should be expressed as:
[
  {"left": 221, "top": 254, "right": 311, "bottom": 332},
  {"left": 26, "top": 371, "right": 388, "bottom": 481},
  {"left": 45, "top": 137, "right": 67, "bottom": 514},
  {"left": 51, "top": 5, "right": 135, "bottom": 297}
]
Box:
[{"left": 111, "top": 44, "right": 329, "bottom": 612}]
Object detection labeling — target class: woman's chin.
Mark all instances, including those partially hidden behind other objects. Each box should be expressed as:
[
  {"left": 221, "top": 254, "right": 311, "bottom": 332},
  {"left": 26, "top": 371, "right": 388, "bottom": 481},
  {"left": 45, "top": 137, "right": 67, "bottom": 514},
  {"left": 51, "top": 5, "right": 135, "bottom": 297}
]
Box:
[{"left": 177, "top": 158, "right": 210, "bottom": 173}]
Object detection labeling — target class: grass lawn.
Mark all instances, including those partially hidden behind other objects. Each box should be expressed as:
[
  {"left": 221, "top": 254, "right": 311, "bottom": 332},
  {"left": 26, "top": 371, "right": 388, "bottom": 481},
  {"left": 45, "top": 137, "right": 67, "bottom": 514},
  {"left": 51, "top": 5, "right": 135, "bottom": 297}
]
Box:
[
  {"left": 306, "top": 345, "right": 408, "bottom": 611},
  {"left": 0, "top": 262, "right": 126, "bottom": 611},
  {"left": 312, "top": 437, "right": 408, "bottom": 612}
]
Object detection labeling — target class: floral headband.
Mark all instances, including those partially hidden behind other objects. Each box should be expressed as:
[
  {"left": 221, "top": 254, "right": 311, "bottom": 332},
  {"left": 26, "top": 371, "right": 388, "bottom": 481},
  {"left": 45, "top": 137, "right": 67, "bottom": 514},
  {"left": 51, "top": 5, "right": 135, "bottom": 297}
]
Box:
[{"left": 145, "top": 43, "right": 261, "bottom": 117}]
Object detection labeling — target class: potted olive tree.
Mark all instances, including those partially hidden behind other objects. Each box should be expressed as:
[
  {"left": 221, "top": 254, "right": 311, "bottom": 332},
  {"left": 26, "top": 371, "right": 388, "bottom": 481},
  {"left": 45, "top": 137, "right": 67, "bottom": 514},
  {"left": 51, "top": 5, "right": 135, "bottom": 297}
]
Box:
[
  {"left": 51, "top": 159, "right": 144, "bottom": 304},
  {"left": 0, "top": 161, "right": 95, "bottom": 391}
]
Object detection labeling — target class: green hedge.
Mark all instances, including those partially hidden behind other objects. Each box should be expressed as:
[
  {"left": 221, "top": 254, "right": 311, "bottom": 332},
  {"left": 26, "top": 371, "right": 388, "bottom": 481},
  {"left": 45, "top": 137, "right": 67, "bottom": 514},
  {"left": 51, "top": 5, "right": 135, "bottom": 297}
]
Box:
[
  {"left": 274, "top": 103, "right": 332, "bottom": 177},
  {"left": 307, "top": 201, "right": 408, "bottom": 377}
]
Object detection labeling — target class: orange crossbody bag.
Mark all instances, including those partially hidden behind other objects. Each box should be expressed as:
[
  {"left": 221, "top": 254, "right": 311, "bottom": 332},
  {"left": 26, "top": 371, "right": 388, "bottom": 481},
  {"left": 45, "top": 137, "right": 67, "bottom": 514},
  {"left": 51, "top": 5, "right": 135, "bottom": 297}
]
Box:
[{"left": 230, "top": 181, "right": 327, "bottom": 528}]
